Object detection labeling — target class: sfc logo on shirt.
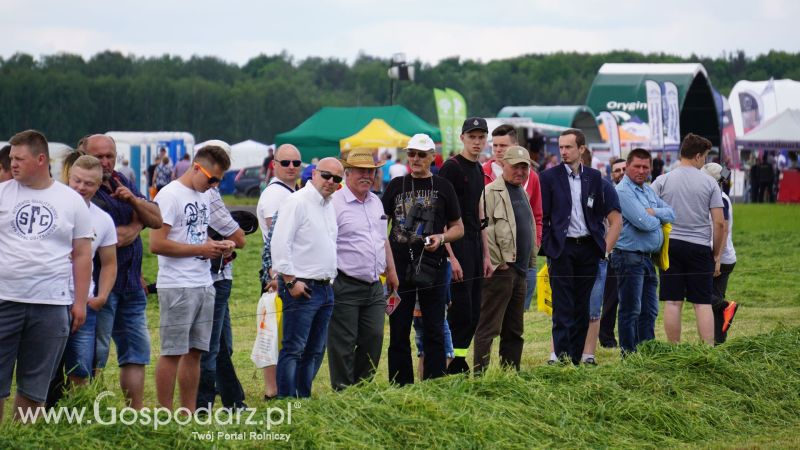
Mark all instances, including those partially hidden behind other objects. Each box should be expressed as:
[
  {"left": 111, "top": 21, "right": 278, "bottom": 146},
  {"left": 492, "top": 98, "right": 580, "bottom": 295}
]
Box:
[{"left": 13, "top": 200, "right": 58, "bottom": 240}]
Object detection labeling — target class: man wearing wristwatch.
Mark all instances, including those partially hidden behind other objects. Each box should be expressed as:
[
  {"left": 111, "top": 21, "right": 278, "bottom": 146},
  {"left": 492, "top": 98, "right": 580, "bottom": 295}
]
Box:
[{"left": 270, "top": 157, "right": 343, "bottom": 398}]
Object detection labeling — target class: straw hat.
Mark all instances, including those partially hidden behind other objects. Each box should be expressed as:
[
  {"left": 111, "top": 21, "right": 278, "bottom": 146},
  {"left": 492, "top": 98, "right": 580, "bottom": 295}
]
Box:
[{"left": 341, "top": 148, "right": 386, "bottom": 169}]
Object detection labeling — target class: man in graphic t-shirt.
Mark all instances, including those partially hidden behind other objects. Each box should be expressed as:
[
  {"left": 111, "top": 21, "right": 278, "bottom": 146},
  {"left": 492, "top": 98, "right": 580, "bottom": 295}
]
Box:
[
  {"left": 0, "top": 130, "right": 93, "bottom": 422},
  {"left": 381, "top": 133, "right": 464, "bottom": 385},
  {"left": 150, "top": 145, "right": 234, "bottom": 413}
]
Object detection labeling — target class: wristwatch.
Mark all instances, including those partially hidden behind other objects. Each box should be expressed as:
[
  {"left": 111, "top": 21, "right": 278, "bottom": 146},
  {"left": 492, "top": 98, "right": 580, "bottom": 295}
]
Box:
[{"left": 285, "top": 279, "right": 296, "bottom": 290}]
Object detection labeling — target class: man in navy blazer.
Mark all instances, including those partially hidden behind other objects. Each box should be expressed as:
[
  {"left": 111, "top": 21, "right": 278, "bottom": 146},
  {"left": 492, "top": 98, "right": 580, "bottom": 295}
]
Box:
[{"left": 539, "top": 129, "right": 621, "bottom": 365}]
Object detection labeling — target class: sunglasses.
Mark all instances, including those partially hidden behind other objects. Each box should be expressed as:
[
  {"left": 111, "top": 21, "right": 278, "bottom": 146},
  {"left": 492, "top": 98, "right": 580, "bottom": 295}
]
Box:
[
  {"left": 406, "top": 150, "right": 432, "bottom": 159},
  {"left": 318, "top": 170, "right": 343, "bottom": 183},
  {"left": 194, "top": 163, "right": 220, "bottom": 184},
  {"left": 276, "top": 159, "right": 302, "bottom": 167}
]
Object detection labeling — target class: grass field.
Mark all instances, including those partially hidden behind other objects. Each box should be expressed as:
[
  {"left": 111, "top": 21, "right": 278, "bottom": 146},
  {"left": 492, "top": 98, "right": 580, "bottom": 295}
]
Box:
[{"left": 1, "top": 203, "right": 798, "bottom": 449}]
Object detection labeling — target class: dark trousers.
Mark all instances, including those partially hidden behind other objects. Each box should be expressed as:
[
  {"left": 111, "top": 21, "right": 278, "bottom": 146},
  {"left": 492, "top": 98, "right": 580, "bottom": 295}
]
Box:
[
  {"left": 389, "top": 257, "right": 447, "bottom": 385},
  {"left": 473, "top": 267, "right": 526, "bottom": 373},
  {"left": 598, "top": 263, "right": 620, "bottom": 347},
  {"left": 712, "top": 262, "right": 736, "bottom": 344},
  {"left": 446, "top": 234, "right": 483, "bottom": 366},
  {"left": 549, "top": 240, "right": 600, "bottom": 364},
  {"left": 197, "top": 279, "right": 245, "bottom": 409},
  {"left": 327, "top": 274, "right": 385, "bottom": 390}
]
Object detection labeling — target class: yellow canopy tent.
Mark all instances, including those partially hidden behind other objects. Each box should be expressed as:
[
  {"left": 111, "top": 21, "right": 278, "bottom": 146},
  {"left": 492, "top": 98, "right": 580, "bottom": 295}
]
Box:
[{"left": 340, "top": 119, "right": 411, "bottom": 151}]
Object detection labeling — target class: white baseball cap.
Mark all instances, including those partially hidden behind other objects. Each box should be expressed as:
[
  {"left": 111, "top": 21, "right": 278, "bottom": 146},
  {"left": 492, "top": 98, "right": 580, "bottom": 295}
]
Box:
[{"left": 405, "top": 133, "right": 435, "bottom": 152}]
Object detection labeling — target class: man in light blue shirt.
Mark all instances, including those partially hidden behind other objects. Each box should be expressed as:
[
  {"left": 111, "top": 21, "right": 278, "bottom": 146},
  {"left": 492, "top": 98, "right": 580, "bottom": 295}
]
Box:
[{"left": 612, "top": 148, "right": 675, "bottom": 354}]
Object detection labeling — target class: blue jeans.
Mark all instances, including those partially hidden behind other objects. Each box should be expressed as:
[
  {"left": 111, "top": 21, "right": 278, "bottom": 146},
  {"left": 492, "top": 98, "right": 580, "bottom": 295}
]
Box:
[
  {"left": 64, "top": 308, "right": 97, "bottom": 378},
  {"left": 276, "top": 280, "right": 334, "bottom": 398},
  {"left": 589, "top": 259, "right": 608, "bottom": 320},
  {"left": 95, "top": 289, "right": 151, "bottom": 369},
  {"left": 197, "top": 279, "right": 245, "bottom": 409},
  {"left": 523, "top": 267, "right": 538, "bottom": 311},
  {"left": 611, "top": 251, "right": 659, "bottom": 354}
]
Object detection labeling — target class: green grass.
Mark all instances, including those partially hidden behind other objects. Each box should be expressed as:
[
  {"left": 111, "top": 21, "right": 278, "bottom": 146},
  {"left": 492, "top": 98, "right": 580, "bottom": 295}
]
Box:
[{"left": 2, "top": 203, "right": 799, "bottom": 449}]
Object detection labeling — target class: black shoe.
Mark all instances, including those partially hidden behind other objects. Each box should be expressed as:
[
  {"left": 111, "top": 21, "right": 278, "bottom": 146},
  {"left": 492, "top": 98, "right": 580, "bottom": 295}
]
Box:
[
  {"left": 600, "top": 341, "right": 617, "bottom": 349},
  {"left": 582, "top": 357, "right": 597, "bottom": 366},
  {"left": 447, "top": 357, "right": 470, "bottom": 375}
]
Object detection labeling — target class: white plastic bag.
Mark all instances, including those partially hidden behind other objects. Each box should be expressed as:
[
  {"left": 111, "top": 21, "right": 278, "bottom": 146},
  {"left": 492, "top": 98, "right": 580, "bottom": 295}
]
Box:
[{"left": 250, "top": 291, "right": 282, "bottom": 368}]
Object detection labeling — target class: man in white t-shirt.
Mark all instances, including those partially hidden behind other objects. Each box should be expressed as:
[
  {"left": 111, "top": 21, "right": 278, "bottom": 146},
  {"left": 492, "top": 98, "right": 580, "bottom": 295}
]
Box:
[
  {"left": 150, "top": 145, "right": 234, "bottom": 413},
  {"left": 0, "top": 130, "right": 93, "bottom": 422},
  {"left": 701, "top": 163, "right": 739, "bottom": 344},
  {"left": 60, "top": 155, "right": 118, "bottom": 387},
  {"left": 256, "top": 144, "right": 302, "bottom": 241},
  {"left": 255, "top": 143, "right": 301, "bottom": 399}
]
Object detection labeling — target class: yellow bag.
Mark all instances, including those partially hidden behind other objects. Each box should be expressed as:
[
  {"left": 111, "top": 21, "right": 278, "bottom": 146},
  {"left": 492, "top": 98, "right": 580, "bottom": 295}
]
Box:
[
  {"left": 656, "top": 223, "right": 672, "bottom": 271},
  {"left": 536, "top": 264, "right": 553, "bottom": 316}
]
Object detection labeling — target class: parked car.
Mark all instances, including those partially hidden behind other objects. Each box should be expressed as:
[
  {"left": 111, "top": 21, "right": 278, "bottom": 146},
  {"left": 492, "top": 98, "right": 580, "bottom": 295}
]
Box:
[{"left": 234, "top": 165, "right": 263, "bottom": 197}]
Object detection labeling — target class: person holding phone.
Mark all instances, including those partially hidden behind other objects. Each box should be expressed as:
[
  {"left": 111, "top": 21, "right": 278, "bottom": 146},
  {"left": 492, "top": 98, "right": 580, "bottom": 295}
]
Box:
[{"left": 270, "top": 157, "right": 343, "bottom": 398}]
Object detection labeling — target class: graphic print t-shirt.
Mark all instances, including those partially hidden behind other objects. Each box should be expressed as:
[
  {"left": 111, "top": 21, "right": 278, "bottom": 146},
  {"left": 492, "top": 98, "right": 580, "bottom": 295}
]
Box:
[
  {"left": 0, "top": 180, "right": 93, "bottom": 305},
  {"left": 154, "top": 180, "right": 213, "bottom": 288},
  {"left": 76, "top": 202, "right": 118, "bottom": 298},
  {"left": 381, "top": 175, "right": 460, "bottom": 260}
]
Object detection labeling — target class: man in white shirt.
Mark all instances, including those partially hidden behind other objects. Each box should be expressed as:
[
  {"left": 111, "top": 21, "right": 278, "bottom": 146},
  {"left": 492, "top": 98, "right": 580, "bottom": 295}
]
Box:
[
  {"left": 256, "top": 144, "right": 302, "bottom": 241},
  {"left": 0, "top": 130, "right": 93, "bottom": 422},
  {"left": 150, "top": 145, "right": 234, "bottom": 413},
  {"left": 255, "top": 143, "right": 301, "bottom": 399},
  {"left": 61, "top": 155, "right": 118, "bottom": 387},
  {"left": 271, "top": 157, "right": 343, "bottom": 398}
]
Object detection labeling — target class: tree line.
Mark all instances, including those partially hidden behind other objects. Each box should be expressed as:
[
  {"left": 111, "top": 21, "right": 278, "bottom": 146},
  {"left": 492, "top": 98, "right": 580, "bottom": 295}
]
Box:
[{"left": 1, "top": 49, "right": 798, "bottom": 147}]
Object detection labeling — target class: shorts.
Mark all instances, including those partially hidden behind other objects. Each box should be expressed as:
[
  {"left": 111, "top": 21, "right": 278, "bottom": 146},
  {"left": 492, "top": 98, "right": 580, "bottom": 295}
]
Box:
[
  {"left": 95, "top": 289, "right": 152, "bottom": 368},
  {"left": 158, "top": 286, "right": 215, "bottom": 355},
  {"left": 413, "top": 313, "right": 455, "bottom": 359},
  {"left": 589, "top": 259, "right": 608, "bottom": 320},
  {"left": 659, "top": 239, "right": 714, "bottom": 304},
  {"left": 63, "top": 308, "right": 97, "bottom": 379},
  {"left": 0, "top": 300, "right": 70, "bottom": 403}
]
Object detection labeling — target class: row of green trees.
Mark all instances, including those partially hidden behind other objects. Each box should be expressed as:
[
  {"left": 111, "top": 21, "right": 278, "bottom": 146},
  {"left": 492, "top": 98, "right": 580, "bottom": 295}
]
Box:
[{"left": 1, "top": 50, "right": 798, "bottom": 146}]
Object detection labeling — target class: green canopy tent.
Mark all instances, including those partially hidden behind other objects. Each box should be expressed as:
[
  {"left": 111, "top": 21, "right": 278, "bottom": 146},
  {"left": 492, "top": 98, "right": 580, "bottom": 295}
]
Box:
[
  {"left": 275, "top": 105, "right": 441, "bottom": 161},
  {"left": 496, "top": 105, "right": 602, "bottom": 144},
  {"left": 585, "top": 63, "right": 720, "bottom": 148}
]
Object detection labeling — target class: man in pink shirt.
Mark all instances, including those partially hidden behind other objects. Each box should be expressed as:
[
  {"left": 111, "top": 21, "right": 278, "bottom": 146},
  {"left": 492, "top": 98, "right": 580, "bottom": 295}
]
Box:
[
  {"left": 483, "top": 125, "right": 543, "bottom": 310},
  {"left": 327, "top": 149, "right": 400, "bottom": 390}
]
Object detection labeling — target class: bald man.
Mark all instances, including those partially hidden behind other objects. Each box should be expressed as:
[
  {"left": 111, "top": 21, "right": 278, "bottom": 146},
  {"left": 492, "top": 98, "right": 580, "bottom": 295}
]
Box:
[
  {"left": 271, "top": 157, "right": 343, "bottom": 398},
  {"left": 85, "top": 134, "right": 162, "bottom": 410},
  {"left": 254, "top": 143, "right": 302, "bottom": 399},
  {"left": 256, "top": 144, "right": 302, "bottom": 241}
]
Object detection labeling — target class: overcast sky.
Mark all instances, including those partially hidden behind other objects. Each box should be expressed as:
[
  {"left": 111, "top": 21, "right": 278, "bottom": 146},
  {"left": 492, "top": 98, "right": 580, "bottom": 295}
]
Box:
[{"left": 1, "top": 0, "right": 796, "bottom": 66}]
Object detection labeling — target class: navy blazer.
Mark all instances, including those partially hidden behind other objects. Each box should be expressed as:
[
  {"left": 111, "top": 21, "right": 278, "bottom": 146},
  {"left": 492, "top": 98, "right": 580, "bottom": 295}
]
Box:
[{"left": 539, "top": 163, "right": 618, "bottom": 259}]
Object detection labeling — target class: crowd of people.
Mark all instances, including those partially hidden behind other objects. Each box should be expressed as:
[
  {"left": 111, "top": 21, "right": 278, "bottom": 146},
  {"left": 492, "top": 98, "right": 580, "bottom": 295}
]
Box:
[{"left": 0, "top": 121, "right": 740, "bottom": 420}]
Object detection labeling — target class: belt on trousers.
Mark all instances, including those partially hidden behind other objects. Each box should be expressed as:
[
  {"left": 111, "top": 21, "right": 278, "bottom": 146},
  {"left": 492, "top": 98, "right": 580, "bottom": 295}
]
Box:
[
  {"left": 614, "top": 249, "right": 655, "bottom": 258},
  {"left": 296, "top": 277, "right": 333, "bottom": 286},
  {"left": 565, "top": 235, "right": 591, "bottom": 245},
  {"left": 336, "top": 270, "right": 378, "bottom": 286}
]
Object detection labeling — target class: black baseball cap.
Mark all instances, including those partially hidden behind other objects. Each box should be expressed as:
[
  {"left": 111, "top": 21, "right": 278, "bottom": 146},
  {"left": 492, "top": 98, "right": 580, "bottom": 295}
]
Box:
[{"left": 462, "top": 117, "right": 488, "bottom": 134}]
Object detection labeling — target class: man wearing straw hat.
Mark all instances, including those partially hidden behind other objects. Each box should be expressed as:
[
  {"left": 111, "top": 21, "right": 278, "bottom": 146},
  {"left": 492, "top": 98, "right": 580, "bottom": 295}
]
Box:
[{"left": 326, "top": 149, "right": 400, "bottom": 390}]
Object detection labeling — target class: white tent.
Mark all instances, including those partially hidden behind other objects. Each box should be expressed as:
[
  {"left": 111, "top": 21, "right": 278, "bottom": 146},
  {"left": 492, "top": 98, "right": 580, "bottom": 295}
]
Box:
[
  {"left": 230, "top": 140, "right": 273, "bottom": 170},
  {"left": 736, "top": 108, "right": 800, "bottom": 149},
  {"left": 728, "top": 79, "right": 800, "bottom": 137}
]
